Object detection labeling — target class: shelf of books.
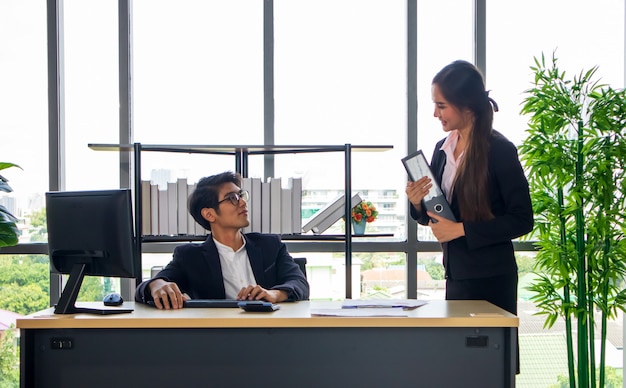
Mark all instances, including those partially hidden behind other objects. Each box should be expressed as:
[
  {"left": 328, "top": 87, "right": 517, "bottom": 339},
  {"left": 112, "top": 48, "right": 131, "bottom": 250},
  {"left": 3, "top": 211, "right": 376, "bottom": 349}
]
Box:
[
  {"left": 139, "top": 176, "right": 305, "bottom": 239},
  {"left": 139, "top": 178, "right": 392, "bottom": 242},
  {"left": 90, "top": 143, "right": 392, "bottom": 238}
]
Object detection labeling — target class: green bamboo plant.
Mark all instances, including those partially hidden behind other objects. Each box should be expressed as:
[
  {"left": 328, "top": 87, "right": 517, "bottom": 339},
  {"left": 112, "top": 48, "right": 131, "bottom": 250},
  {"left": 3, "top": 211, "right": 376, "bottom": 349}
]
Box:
[
  {"left": 519, "top": 52, "right": 626, "bottom": 388},
  {"left": 0, "top": 162, "right": 21, "bottom": 247}
]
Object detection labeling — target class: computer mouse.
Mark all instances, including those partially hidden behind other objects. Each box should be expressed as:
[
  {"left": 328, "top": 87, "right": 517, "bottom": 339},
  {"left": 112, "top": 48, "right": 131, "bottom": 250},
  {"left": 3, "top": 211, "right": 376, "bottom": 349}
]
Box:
[{"left": 103, "top": 293, "right": 124, "bottom": 306}]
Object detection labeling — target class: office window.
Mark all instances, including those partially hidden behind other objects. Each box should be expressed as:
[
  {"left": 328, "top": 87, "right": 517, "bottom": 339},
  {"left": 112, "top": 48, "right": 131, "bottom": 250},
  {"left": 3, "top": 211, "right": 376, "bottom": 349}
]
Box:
[
  {"left": 286, "top": 251, "right": 406, "bottom": 300},
  {"left": 274, "top": 0, "right": 407, "bottom": 235},
  {"left": 416, "top": 251, "right": 445, "bottom": 300},
  {"left": 61, "top": 1, "right": 128, "bottom": 303},
  {"left": 64, "top": 0, "right": 121, "bottom": 191},
  {"left": 0, "top": 1, "right": 48, "bottom": 243},
  {"left": 415, "top": 0, "right": 472, "bottom": 242},
  {"left": 486, "top": 0, "right": 624, "bottom": 148},
  {"left": 273, "top": 1, "right": 407, "bottom": 299},
  {"left": 133, "top": 0, "right": 265, "bottom": 180},
  {"left": 140, "top": 253, "right": 172, "bottom": 281},
  {"left": 131, "top": 1, "right": 265, "bottom": 279},
  {"left": 416, "top": 0, "right": 473, "bottom": 159},
  {"left": 359, "top": 252, "right": 407, "bottom": 299}
]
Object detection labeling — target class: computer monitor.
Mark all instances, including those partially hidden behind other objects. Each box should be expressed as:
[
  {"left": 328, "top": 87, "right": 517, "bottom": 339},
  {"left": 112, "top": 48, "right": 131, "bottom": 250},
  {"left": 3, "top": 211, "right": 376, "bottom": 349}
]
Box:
[{"left": 46, "top": 189, "right": 137, "bottom": 315}]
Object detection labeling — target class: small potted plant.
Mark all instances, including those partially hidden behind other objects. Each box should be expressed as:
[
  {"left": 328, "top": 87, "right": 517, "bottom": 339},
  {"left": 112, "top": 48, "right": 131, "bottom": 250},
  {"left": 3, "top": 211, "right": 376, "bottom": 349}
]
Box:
[{"left": 351, "top": 200, "right": 378, "bottom": 235}]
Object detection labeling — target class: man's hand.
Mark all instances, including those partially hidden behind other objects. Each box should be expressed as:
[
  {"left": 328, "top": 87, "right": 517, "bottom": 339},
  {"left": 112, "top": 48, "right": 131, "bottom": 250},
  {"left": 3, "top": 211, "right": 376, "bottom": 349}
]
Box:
[
  {"left": 148, "top": 279, "right": 189, "bottom": 309},
  {"left": 428, "top": 212, "right": 465, "bottom": 243},
  {"left": 237, "top": 285, "right": 288, "bottom": 303}
]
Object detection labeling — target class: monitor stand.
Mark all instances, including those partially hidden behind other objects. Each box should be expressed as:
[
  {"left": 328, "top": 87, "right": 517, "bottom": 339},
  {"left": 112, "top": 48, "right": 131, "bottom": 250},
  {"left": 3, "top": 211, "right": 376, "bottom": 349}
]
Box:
[{"left": 54, "top": 263, "right": 134, "bottom": 315}]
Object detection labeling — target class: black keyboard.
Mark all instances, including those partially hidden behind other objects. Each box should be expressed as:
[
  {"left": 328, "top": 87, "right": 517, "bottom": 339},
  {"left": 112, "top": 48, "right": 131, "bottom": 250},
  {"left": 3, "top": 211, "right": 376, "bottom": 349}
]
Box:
[{"left": 182, "top": 299, "right": 241, "bottom": 308}]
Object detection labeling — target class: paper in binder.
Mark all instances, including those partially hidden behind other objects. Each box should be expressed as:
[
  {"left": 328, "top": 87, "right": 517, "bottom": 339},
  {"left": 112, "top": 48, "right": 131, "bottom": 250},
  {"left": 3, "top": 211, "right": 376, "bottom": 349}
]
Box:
[
  {"left": 187, "top": 182, "right": 197, "bottom": 234},
  {"left": 150, "top": 183, "right": 159, "bottom": 235},
  {"left": 167, "top": 182, "right": 178, "bottom": 234},
  {"left": 250, "top": 177, "right": 262, "bottom": 232},
  {"left": 288, "top": 177, "right": 302, "bottom": 234},
  {"left": 269, "top": 177, "right": 282, "bottom": 234},
  {"left": 141, "top": 180, "right": 152, "bottom": 236},
  {"left": 158, "top": 188, "right": 169, "bottom": 235},
  {"left": 176, "top": 178, "right": 188, "bottom": 235},
  {"left": 261, "top": 181, "right": 271, "bottom": 233},
  {"left": 401, "top": 150, "right": 456, "bottom": 222}
]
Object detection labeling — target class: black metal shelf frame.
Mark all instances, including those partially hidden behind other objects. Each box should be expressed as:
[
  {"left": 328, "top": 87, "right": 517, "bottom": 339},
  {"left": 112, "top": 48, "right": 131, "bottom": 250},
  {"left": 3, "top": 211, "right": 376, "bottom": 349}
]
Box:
[{"left": 90, "top": 143, "right": 392, "bottom": 298}]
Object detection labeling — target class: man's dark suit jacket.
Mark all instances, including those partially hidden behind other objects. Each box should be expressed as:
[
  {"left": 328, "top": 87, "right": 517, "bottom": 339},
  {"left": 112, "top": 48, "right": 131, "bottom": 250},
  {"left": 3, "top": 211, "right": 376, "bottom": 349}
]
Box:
[
  {"left": 135, "top": 233, "right": 309, "bottom": 303},
  {"left": 410, "top": 131, "right": 534, "bottom": 280}
]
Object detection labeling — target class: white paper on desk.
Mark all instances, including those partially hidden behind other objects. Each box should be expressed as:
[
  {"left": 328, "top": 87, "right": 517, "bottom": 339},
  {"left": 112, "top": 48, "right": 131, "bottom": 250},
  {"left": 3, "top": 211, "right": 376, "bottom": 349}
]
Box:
[
  {"left": 310, "top": 308, "right": 409, "bottom": 317},
  {"left": 341, "top": 299, "right": 427, "bottom": 309}
]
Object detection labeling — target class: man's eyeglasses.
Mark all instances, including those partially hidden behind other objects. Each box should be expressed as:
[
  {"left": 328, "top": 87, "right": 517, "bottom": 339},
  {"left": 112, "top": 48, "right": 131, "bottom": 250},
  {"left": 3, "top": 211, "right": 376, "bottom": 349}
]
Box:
[{"left": 217, "top": 190, "right": 249, "bottom": 206}]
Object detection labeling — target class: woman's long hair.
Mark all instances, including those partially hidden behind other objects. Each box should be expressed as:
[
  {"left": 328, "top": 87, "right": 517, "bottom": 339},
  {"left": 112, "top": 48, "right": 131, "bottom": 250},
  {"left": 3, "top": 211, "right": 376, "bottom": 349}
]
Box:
[{"left": 432, "top": 60, "right": 497, "bottom": 221}]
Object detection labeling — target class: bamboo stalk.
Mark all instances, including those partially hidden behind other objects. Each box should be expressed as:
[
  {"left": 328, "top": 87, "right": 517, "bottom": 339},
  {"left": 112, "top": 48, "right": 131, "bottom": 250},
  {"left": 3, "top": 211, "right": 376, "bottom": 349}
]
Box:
[
  {"left": 597, "top": 135, "right": 613, "bottom": 387},
  {"left": 558, "top": 188, "right": 576, "bottom": 387},
  {"left": 575, "top": 120, "right": 589, "bottom": 387}
]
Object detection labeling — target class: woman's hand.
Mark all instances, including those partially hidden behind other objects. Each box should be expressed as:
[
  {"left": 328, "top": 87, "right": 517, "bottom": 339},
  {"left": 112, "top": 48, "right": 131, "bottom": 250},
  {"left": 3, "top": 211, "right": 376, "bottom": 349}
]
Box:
[
  {"left": 405, "top": 176, "right": 432, "bottom": 212},
  {"left": 428, "top": 212, "right": 465, "bottom": 242}
]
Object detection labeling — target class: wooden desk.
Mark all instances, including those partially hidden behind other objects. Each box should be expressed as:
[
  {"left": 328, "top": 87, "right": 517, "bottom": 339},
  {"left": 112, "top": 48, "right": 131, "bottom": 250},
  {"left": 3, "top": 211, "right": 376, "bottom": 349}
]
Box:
[{"left": 18, "top": 300, "right": 518, "bottom": 388}]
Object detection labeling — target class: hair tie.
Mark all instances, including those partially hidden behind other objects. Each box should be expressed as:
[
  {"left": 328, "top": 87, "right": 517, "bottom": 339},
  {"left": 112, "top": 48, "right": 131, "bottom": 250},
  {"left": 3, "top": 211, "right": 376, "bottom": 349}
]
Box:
[{"left": 486, "top": 90, "right": 499, "bottom": 112}]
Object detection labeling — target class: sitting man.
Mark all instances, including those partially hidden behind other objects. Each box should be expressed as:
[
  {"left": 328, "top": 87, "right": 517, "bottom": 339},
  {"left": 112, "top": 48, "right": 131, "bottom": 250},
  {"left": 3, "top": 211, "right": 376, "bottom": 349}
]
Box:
[{"left": 135, "top": 171, "right": 309, "bottom": 309}]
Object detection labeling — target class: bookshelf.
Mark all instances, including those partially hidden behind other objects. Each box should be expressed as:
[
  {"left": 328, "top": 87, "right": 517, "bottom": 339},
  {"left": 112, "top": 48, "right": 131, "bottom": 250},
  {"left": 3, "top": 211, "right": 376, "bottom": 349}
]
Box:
[{"left": 89, "top": 143, "right": 393, "bottom": 297}]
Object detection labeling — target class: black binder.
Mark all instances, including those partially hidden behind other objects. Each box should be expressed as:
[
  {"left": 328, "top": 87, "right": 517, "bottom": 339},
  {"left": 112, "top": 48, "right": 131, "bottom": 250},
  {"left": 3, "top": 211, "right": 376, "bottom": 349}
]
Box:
[{"left": 401, "top": 150, "right": 457, "bottom": 222}]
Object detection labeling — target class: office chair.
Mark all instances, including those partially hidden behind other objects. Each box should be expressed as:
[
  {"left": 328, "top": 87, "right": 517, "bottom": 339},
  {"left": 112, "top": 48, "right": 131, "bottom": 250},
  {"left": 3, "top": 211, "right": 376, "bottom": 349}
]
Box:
[
  {"left": 150, "top": 266, "right": 163, "bottom": 278},
  {"left": 293, "top": 257, "right": 307, "bottom": 279}
]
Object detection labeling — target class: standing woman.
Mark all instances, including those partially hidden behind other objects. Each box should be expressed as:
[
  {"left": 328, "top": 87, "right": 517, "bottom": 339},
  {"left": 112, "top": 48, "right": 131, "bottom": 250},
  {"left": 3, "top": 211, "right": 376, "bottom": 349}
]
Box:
[{"left": 406, "top": 60, "right": 533, "bottom": 318}]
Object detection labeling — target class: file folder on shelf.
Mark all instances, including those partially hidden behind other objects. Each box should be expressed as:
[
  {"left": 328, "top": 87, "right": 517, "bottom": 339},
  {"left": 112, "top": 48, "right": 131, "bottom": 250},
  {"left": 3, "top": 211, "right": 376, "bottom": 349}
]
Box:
[
  {"left": 302, "top": 192, "right": 362, "bottom": 235},
  {"left": 401, "top": 150, "right": 456, "bottom": 222}
]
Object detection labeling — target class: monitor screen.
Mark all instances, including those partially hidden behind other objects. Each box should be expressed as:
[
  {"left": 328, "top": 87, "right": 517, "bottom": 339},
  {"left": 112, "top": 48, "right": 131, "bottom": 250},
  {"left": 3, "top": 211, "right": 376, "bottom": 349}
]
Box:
[{"left": 46, "top": 189, "right": 137, "bottom": 314}]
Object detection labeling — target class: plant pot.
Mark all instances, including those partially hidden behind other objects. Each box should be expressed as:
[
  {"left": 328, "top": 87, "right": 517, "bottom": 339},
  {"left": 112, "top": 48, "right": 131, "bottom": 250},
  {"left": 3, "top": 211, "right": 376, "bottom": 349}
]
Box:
[{"left": 351, "top": 219, "right": 366, "bottom": 235}]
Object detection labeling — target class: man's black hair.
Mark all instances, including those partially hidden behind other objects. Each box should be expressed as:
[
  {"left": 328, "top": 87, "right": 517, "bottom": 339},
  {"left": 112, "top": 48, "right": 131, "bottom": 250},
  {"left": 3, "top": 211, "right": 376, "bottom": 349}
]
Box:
[{"left": 188, "top": 171, "right": 241, "bottom": 231}]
